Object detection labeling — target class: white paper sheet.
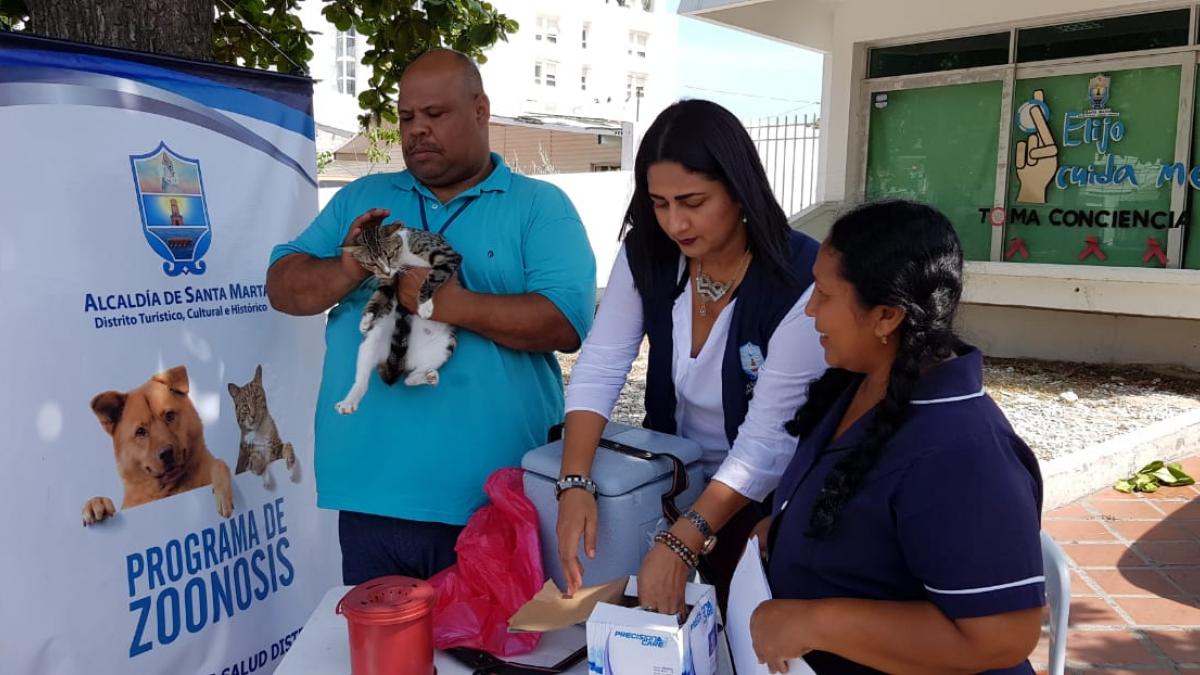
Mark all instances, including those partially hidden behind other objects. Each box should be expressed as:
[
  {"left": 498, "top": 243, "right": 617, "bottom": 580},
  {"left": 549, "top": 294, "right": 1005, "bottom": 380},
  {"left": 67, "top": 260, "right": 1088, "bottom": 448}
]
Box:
[{"left": 727, "top": 537, "right": 816, "bottom": 675}]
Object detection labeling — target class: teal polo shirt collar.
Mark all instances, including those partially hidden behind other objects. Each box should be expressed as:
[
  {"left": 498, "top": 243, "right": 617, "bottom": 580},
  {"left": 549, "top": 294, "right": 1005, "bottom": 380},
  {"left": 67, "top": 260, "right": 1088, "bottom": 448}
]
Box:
[{"left": 391, "top": 152, "right": 512, "bottom": 204}]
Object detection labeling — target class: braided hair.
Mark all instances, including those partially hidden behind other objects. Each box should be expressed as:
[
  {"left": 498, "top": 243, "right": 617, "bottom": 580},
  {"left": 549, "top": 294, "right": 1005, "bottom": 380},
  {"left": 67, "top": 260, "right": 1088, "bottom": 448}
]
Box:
[{"left": 791, "top": 200, "right": 964, "bottom": 539}]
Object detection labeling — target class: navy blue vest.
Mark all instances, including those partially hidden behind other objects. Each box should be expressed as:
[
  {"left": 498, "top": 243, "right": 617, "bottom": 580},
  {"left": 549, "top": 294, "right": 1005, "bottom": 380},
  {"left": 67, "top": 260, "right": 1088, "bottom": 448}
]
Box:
[{"left": 641, "top": 230, "right": 820, "bottom": 445}]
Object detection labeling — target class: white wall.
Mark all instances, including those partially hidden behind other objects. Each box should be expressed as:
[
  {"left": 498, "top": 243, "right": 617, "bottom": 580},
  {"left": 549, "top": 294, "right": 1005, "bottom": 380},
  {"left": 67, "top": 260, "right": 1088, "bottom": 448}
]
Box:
[
  {"left": 960, "top": 304, "right": 1200, "bottom": 369},
  {"left": 534, "top": 171, "right": 635, "bottom": 289}
]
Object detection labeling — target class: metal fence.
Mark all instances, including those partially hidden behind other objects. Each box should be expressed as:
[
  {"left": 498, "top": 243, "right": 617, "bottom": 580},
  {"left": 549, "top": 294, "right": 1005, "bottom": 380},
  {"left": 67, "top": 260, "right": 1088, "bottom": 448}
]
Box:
[{"left": 744, "top": 114, "right": 820, "bottom": 216}]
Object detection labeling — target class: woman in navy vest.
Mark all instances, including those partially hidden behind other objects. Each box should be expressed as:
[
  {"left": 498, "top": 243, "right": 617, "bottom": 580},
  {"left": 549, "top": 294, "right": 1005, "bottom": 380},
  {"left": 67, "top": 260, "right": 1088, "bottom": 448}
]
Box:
[
  {"left": 556, "top": 99, "right": 826, "bottom": 614},
  {"left": 751, "top": 201, "right": 1044, "bottom": 673}
]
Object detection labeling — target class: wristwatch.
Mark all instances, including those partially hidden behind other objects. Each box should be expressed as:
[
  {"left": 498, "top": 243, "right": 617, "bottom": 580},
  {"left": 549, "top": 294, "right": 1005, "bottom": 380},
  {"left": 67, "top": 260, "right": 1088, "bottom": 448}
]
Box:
[
  {"left": 554, "top": 474, "right": 598, "bottom": 500},
  {"left": 683, "top": 509, "right": 718, "bottom": 555}
]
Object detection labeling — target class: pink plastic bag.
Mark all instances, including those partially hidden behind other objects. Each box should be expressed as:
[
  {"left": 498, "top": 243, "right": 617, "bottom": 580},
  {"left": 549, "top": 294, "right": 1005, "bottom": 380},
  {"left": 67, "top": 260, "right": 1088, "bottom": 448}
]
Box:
[{"left": 429, "top": 467, "right": 543, "bottom": 657}]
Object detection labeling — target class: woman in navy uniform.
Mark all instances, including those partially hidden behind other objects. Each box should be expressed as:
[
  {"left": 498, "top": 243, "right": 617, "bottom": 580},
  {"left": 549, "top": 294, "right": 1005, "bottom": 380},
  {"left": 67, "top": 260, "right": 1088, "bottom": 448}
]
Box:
[{"left": 751, "top": 200, "right": 1044, "bottom": 673}]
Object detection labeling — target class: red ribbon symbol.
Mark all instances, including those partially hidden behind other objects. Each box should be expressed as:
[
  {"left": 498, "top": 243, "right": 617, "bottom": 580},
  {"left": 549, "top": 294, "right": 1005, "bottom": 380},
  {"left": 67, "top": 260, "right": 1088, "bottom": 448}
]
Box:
[
  {"left": 1143, "top": 238, "right": 1168, "bottom": 266},
  {"left": 1078, "top": 236, "right": 1107, "bottom": 262},
  {"left": 1005, "top": 237, "right": 1029, "bottom": 260}
]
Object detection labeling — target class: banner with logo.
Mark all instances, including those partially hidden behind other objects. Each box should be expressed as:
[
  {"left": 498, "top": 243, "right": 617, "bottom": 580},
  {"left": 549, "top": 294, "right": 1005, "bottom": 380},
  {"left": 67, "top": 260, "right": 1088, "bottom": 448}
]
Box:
[{"left": 0, "top": 33, "right": 339, "bottom": 674}]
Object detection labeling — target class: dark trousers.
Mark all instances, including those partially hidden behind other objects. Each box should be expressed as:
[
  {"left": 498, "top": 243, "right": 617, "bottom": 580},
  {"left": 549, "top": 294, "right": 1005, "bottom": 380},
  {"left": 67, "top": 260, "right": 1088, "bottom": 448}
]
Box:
[{"left": 339, "top": 510, "right": 465, "bottom": 585}]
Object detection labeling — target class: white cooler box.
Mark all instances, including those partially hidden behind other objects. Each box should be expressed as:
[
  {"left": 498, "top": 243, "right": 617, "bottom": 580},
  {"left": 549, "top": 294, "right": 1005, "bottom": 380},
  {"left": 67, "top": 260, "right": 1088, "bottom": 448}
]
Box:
[{"left": 522, "top": 422, "right": 705, "bottom": 591}]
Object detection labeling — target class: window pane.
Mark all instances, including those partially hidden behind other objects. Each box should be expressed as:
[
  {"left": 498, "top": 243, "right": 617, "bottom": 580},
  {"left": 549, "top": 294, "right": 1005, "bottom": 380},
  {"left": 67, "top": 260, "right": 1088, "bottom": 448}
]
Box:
[
  {"left": 869, "top": 32, "right": 1009, "bottom": 79},
  {"left": 866, "top": 81, "right": 1003, "bottom": 260},
  {"left": 1017, "top": 10, "right": 1189, "bottom": 63}
]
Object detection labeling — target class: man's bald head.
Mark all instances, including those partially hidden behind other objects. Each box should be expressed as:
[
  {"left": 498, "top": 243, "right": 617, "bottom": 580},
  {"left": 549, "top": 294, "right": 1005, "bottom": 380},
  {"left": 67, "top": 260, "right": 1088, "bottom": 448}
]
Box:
[
  {"left": 396, "top": 47, "right": 492, "bottom": 190},
  {"left": 402, "top": 48, "right": 484, "bottom": 100}
]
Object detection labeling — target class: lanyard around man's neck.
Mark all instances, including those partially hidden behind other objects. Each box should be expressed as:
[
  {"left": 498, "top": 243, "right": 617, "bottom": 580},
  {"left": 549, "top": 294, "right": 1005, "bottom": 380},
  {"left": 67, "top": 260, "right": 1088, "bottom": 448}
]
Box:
[{"left": 417, "top": 195, "right": 474, "bottom": 236}]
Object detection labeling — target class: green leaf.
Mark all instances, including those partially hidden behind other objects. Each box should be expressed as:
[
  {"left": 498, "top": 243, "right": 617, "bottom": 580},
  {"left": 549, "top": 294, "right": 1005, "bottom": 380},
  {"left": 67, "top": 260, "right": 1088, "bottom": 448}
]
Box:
[
  {"left": 1116, "top": 460, "right": 1197, "bottom": 491},
  {"left": 467, "top": 24, "right": 490, "bottom": 46},
  {"left": 358, "top": 90, "right": 380, "bottom": 108},
  {"left": 326, "top": 7, "right": 353, "bottom": 33},
  {"left": 1150, "top": 466, "right": 1176, "bottom": 484},
  {"left": 1163, "top": 463, "right": 1196, "bottom": 487},
  {"left": 207, "top": 0, "right": 517, "bottom": 119},
  {"left": 1114, "top": 479, "right": 1135, "bottom": 494}
]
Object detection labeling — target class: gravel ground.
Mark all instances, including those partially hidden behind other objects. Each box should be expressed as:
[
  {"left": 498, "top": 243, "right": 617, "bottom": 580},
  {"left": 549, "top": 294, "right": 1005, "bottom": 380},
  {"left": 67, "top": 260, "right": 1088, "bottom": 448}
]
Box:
[{"left": 558, "top": 344, "right": 1200, "bottom": 462}]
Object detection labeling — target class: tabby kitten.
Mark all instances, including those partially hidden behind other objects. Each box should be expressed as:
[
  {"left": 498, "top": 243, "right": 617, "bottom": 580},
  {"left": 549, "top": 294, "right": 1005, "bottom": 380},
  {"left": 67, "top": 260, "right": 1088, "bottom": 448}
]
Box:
[
  {"left": 335, "top": 220, "right": 461, "bottom": 415},
  {"left": 228, "top": 365, "right": 297, "bottom": 484}
]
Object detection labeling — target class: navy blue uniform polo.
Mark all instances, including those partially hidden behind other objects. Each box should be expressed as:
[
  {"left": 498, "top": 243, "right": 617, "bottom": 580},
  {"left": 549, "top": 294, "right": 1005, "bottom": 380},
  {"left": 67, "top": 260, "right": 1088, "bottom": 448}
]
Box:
[{"left": 767, "top": 345, "right": 1044, "bottom": 674}]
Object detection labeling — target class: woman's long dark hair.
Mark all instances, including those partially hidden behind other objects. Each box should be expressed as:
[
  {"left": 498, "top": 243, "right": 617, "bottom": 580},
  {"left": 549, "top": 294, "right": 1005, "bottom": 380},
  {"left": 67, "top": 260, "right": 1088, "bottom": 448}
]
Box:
[
  {"left": 622, "top": 99, "right": 795, "bottom": 301},
  {"left": 787, "top": 200, "right": 964, "bottom": 539}
]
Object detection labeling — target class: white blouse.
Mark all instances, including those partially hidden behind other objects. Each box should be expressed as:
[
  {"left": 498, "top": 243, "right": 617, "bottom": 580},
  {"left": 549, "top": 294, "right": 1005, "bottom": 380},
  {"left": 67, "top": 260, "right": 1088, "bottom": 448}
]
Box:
[{"left": 565, "top": 246, "right": 827, "bottom": 501}]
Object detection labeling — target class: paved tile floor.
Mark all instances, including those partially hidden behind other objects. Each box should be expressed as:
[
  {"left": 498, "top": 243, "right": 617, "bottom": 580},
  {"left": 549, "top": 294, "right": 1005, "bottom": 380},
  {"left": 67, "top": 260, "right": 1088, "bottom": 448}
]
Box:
[{"left": 1033, "top": 454, "right": 1200, "bottom": 673}]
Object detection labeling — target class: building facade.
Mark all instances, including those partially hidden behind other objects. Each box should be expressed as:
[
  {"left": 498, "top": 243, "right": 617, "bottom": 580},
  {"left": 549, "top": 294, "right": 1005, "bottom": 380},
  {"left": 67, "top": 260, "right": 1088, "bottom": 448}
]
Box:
[
  {"left": 683, "top": 0, "right": 1200, "bottom": 368},
  {"left": 300, "top": 0, "right": 678, "bottom": 155}
]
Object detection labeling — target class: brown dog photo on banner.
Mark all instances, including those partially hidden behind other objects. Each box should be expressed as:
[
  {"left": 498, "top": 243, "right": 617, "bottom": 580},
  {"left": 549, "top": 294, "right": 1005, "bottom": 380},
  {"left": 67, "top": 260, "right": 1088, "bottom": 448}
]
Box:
[{"left": 81, "top": 365, "right": 234, "bottom": 525}]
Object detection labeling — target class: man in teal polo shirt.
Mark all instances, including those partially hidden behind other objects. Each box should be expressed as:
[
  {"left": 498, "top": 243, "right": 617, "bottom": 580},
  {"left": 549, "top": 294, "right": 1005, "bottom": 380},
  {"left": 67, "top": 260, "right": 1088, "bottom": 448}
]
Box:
[{"left": 267, "top": 49, "right": 596, "bottom": 583}]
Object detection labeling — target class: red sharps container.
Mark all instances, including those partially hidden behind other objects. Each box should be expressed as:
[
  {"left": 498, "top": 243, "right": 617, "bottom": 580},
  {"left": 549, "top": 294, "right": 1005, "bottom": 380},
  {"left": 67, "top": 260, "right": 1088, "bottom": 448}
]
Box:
[{"left": 337, "top": 576, "right": 437, "bottom": 675}]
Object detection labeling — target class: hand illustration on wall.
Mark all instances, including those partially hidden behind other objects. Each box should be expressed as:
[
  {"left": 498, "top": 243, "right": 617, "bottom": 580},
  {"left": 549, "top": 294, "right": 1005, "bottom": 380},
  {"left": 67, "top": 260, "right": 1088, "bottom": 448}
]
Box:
[{"left": 1014, "top": 89, "right": 1059, "bottom": 205}]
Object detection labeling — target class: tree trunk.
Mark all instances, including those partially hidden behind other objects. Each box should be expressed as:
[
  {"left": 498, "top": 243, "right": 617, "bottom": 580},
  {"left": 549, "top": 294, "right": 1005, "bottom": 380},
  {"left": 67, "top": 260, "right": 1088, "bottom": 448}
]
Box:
[{"left": 27, "top": 0, "right": 212, "bottom": 61}]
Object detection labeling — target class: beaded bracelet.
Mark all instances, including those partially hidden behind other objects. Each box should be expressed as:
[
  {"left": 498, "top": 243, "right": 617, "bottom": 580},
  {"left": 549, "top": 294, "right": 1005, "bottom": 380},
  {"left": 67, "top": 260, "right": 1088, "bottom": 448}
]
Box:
[{"left": 654, "top": 530, "right": 699, "bottom": 569}]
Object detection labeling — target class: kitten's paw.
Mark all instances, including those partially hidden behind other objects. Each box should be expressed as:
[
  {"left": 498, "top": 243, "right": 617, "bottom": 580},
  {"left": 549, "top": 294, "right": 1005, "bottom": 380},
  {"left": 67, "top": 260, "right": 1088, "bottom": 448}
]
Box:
[
  {"left": 335, "top": 400, "right": 358, "bottom": 415},
  {"left": 359, "top": 313, "right": 374, "bottom": 335},
  {"left": 417, "top": 299, "right": 435, "bottom": 320},
  {"left": 405, "top": 369, "right": 439, "bottom": 387},
  {"left": 247, "top": 450, "right": 268, "bottom": 475}
]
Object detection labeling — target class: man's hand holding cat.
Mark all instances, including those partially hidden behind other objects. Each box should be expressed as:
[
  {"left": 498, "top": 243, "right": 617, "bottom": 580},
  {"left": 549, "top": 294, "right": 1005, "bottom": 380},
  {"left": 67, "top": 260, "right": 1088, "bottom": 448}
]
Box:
[
  {"left": 339, "top": 208, "right": 390, "bottom": 284},
  {"left": 395, "top": 268, "right": 468, "bottom": 323}
]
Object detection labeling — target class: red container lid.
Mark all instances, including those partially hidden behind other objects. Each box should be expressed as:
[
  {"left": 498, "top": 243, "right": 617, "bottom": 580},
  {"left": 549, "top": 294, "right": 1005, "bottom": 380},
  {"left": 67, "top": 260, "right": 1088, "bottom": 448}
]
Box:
[{"left": 337, "top": 576, "right": 436, "bottom": 625}]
